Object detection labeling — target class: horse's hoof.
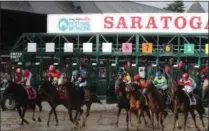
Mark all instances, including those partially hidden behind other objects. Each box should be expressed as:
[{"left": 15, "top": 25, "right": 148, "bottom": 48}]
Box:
[
  {"left": 19, "top": 123, "right": 24, "bottom": 125},
  {"left": 177, "top": 126, "right": 182, "bottom": 129},
  {"left": 82, "top": 122, "right": 86, "bottom": 127},
  {"left": 32, "top": 118, "right": 36, "bottom": 121},
  {"left": 47, "top": 123, "right": 50, "bottom": 127},
  {"left": 145, "top": 122, "right": 148, "bottom": 125},
  {"left": 25, "top": 121, "right": 29, "bottom": 124},
  {"left": 38, "top": 118, "right": 41, "bottom": 122}
]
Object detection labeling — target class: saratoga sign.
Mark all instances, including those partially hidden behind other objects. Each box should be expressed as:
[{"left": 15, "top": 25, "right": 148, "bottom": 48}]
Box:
[{"left": 47, "top": 13, "right": 208, "bottom": 34}]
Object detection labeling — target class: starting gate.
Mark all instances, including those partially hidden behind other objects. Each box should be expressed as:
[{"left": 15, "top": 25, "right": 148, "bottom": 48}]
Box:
[{"left": 10, "top": 13, "right": 209, "bottom": 102}]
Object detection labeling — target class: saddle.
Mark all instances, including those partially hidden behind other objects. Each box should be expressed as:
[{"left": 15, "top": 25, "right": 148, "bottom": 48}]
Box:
[
  {"left": 23, "top": 86, "right": 37, "bottom": 100},
  {"left": 57, "top": 87, "right": 68, "bottom": 100}
]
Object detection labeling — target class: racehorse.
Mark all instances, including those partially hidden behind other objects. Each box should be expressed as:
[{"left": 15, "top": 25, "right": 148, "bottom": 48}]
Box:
[
  {"left": 39, "top": 80, "right": 69, "bottom": 126},
  {"left": 171, "top": 83, "right": 205, "bottom": 131},
  {"left": 126, "top": 82, "right": 151, "bottom": 131},
  {"left": 2, "top": 81, "right": 42, "bottom": 125},
  {"left": 114, "top": 80, "right": 131, "bottom": 130},
  {"left": 145, "top": 81, "right": 168, "bottom": 131}
]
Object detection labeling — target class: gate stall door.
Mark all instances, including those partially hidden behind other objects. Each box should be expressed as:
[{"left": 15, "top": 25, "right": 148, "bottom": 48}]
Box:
[
  {"left": 96, "top": 56, "right": 107, "bottom": 100},
  {"left": 86, "top": 56, "right": 97, "bottom": 93}
]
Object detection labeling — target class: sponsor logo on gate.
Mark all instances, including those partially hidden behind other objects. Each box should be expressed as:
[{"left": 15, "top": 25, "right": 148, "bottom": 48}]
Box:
[{"left": 58, "top": 16, "right": 91, "bottom": 32}]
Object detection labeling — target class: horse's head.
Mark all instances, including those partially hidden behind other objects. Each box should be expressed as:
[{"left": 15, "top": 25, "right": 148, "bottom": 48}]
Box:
[
  {"left": 2, "top": 81, "right": 21, "bottom": 99},
  {"left": 145, "top": 82, "right": 156, "bottom": 95},
  {"left": 171, "top": 82, "right": 184, "bottom": 96},
  {"left": 125, "top": 82, "right": 138, "bottom": 94}
]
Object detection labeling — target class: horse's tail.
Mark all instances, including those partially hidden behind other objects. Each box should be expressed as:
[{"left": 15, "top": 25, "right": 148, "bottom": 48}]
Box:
[{"left": 198, "top": 102, "right": 205, "bottom": 114}]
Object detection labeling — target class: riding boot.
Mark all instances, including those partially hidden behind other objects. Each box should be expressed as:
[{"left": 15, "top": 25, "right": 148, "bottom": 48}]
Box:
[{"left": 189, "top": 93, "right": 195, "bottom": 104}]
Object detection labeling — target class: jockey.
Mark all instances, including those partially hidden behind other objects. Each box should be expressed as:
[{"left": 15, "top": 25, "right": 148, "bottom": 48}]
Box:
[
  {"left": 48, "top": 65, "right": 63, "bottom": 86},
  {"left": 15, "top": 68, "right": 22, "bottom": 83},
  {"left": 153, "top": 71, "right": 169, "bottom": 104},
  {"left": 165, "top": 58, "right": 175, "bottom": 80},
  {"left": 175, "top": 61, "right": 187, "bottom": 82},
  {"left": 153, "top": 71, "right": 168, "bottom": 90},
  {"left": 133, "top": 74, "right": 147, "bottom": 90},
  {"left": 79, "top": 70, "right": 88, "bottom": 89},
  {"left": 19, "top": 66, "right": 32, "bottom": 87},
  {"left": 179, "top": 73, "right": 196, "bottom": 105},
  {"left": 71, "top": 70, "right": 87, "bottom": 90},
  {"left": 123, "top": 68, "right": 132, "bottom": 84},
  {"left": 200, "top": 66, "right": 209, "bottom": 100}
]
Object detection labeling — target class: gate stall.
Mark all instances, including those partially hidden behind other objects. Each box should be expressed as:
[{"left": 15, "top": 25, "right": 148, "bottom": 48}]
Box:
[{"left": 10, "top": 13, "right": 208, "bottom": 102}]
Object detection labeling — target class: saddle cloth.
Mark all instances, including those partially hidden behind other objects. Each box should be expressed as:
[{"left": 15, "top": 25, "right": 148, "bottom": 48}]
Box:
[
  {"left": 57, "top": 87, "right": 68, "bottom": 100},
  {"left": 24, "top": 86, "right": 37, "bottom": 100}
]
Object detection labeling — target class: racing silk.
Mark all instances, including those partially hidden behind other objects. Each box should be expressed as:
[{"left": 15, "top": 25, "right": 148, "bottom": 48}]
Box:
[
  {"left": 136, "top": 79, "right": 147, "bottom": 88},
  {"left": 48, "top": 69, "right": 62, "bottom": 79},
  {"left": 78, "top": 76, "right": 87, "bottom": 87},
  {"left": 123, "top": 73, "right": 131, "bottom": 83},
  {"left": 179, "top": 77, "right": 196, "bottom": 88},
  {"left": 153, "top": 76, "right": 167, "bottom": 88},
  {"left": 165, "top": 65, "right": 173, "bottom": 80},
  {"left": 15, "top": 73, "right": 22, "bottom": 83},
  {"left": 175, "top": 68, "right": 187, "bottom": 82},
  {"left": 21, "top": 69, "right": 32, "bottom": 86},
  {"left": 200, "top": 67, "right": 208, "bottom": 80}
]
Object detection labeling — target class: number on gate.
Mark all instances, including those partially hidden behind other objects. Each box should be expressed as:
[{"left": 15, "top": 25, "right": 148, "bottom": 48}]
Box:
[{"left": 142, "top": 43, "right": 153, "bottom": 53}]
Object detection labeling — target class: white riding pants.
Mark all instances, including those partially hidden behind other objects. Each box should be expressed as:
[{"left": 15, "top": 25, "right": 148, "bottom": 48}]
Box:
[{"left": 182, "top": 85, "right": 194, "bottom": 93}]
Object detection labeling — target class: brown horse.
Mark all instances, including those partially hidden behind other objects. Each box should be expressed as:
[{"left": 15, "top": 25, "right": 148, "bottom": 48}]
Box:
[
  {"left": 64, "top": 78, "right": 102, "bottom": 129},
  {"left": 171, "top": 83, "right": 205, "bottom": 131},
  {"left": 144, "top": 82, "right": 168, "bottom": 131},
  {"left": 115, "top": 79, "right": 131, "bottom": 130},
  {"left": 126, "top": 82, "right": 151, "bottom": 131}
]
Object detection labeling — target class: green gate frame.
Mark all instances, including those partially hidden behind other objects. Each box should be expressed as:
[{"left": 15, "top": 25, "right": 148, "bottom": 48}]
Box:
[{"left": 10, "top": 33, "right": 208, "bottom": 100}]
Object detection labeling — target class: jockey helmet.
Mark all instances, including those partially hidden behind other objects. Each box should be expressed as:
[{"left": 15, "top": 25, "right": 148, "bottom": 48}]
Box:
[
  {"left": 178, "top": 61, "right": 184, "bottom": 68},
  {"left": 16, "top": 68, "right": 21, "bottom": 73},
  {"left": 72, "top": 70, "right": 79, "bottom": 76},
  {"left": 134, "top": 74, "right": 141, "bottom": 81},
  {"left": 182, "top": 73, "right": 189, "bottom": 78},
  {"left": 155, "top": 71, "right": 162, "bottom": 76},
  {"left": 49, "top": 65, "right": 55, "bottom": 71}
]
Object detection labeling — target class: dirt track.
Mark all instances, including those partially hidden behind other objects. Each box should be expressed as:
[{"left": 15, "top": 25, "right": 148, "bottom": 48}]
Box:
[{"left": 1, "top": 107, "right": 208, "bottom": 131}]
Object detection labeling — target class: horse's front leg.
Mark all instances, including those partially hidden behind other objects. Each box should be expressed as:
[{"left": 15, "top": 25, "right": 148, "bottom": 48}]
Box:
[
  {"left": 116, "top": 108, "right": 122, "bottom": 127},
  {"left": 82, "top": 103, "right": 92, "bottom": 128},
  {"left": 183, "top": 112, "right": 188, "bottom": 131},
  {"left": 155, "top": 112, "right": 160, "bottom": 129},
  {"left": 137, "top": 110, "right": 143, "bottom": 131},
  {"left": 17, "top": 106, "right": 24, "bottom": 125},
  {"left": 126, "top": 109, "right": 130, "bottom": 131},
  {"left": 31, "top": 104, "right": 36, "bottom": 121},
  {"left": 37, "top": 102, "right": 42, "bottom": 122},
  {"left": 190, "top": 110, "right": 199, "bottom": 129},
  {"left": 52, "top": 105, "right": 58, "bottom": 126},
  {"left": 151, "top": 111, "right": 155, "bottom": 131},
  {"left": 22, "top": 105, "right": 29, "bottom": 124}
]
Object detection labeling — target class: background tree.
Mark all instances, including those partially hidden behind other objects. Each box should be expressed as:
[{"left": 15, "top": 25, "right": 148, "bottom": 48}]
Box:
[{"left": 163, "top": 0, "right": 185, "bottom": 12}]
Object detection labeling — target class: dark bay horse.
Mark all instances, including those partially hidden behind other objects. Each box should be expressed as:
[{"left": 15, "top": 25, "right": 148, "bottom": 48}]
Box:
[
  {"left": 39, "top": 80, "right": 69, "bottom": 126},
  {"left": 39, "top": 79, "right": 102, "bottom": 128},
  {"left": 172, "top": 83, "right": 205, "bottom": 131},
  {"left": 114, "top": 80, "right": 130, "bottom": 130},
  {"left": 145, "top": 82, "right": 168, "bottom": 131},
  {"left": 2, "top": 81, "right": 42, "bottom": 125},
  {"left": 126, "top": 83, "right": 151, "bottom": 131}
]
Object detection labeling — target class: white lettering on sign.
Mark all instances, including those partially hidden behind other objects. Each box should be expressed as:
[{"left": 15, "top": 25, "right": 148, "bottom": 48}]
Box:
[{"left": 47, "top": 13, "right": 208, "bottom": 34}]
